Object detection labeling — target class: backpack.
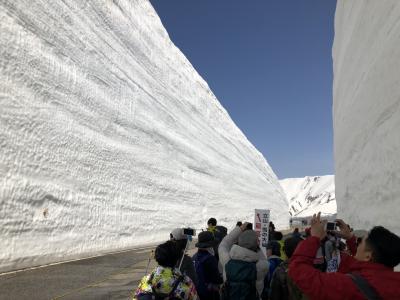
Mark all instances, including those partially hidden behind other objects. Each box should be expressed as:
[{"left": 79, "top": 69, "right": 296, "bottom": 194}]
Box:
[
  {"left": 261, "top": 257, "right": 283, "bottom": 300},
  {"left": 213, "top": 226, "right": 228, "bottom": 261},
  {"left": 215, "top": 226, "right": 228, "bottom": 242},
  {"left": 287, "top": 276, "right": 308, "bottom": 300},
  {"left": 137, "top": 272, "right": 183, "bottom": 300},
  {"left": 193, "top": 252, "right": 216, "bottom": 298},
  {"left": 264, "top": 261, "right": 307, "bottom": 300},
  {"left": 222, "top": 259, "right": 258, "bottom": 300}
]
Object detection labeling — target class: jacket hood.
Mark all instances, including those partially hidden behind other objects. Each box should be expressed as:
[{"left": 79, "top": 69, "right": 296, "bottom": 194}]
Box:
[{"left": 230, "top": 244, "right": 259, "bottom": 262}]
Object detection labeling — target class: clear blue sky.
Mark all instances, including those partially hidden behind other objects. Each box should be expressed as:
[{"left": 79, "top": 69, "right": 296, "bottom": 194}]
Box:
[{"left": 150, "top": 0, "right": 337, "bottom": 179}]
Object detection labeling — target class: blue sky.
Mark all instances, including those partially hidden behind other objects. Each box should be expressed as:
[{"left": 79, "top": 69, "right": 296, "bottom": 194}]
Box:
[{"left": 150, "top": 0, "right": 337, "bottom": 179}]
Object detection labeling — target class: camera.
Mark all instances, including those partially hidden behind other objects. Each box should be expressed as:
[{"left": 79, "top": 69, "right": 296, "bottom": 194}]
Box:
[
  {"left": 326, "top": 221, "right": 337, "bottom": 231},
  {"left": 183, "top": 228, "right": 196, "bottom": 236}
]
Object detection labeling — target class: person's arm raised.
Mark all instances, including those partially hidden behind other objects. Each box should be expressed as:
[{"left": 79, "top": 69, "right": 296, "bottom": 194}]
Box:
[
  {"left": 218, "top": 223, "right": 245, "bottom": 267},
  {"left": 334, "top": 219, "right": 354, "bottom": 240},
  {"left": 288, "top": 213, "right": 360, "bottom": 299},
  {"left": 334, "top": 219, "right": 357, "bottom": 255}
]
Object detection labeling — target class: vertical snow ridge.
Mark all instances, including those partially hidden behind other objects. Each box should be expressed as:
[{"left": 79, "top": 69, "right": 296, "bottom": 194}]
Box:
[
  {"left": 0, "top": 0, "right": 288, "bottom": 273},
  {"left": 333, "top": 0, "right": 400, "bottom": 235}
]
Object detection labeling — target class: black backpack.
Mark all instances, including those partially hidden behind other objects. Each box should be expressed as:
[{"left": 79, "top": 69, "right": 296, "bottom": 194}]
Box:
[
  {"left": 215, "top": 225, "right": 228, "bottom": 242},
  {"left": 213, "top": 226, "right": 228, "bottom": 261},
  {"left": 193, "top": 252, "right": 212, "bottom": 297},
  {"left": 222, "top": 259, "right": 258, "bottom": 300}
]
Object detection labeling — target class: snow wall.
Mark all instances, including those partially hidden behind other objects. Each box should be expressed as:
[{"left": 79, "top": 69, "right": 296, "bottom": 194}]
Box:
[
  {"left": 0, "top": 0, "right": 288, "bottom": 273},
  {"left": 333, "top": 1, "right": 400, "bottom": 236}
]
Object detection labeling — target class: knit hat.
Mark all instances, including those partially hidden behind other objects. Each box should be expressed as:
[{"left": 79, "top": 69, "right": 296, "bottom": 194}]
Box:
[
  {"left": 170, "top": 228, "right": 187, "bottom": 241},
  {"left": 238, "top": 230, "right": 258, "bottom": 252},
  {"left": 195, "top": 231, "right": 216, "bottom": 248}
]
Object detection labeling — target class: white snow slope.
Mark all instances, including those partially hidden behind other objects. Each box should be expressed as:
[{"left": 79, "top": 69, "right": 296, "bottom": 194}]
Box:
[
  {"left": 0, "top": 1, "right": 288, "bottom": 273},
  {"left": 333, "top": 1, "right": 400, "bottom": 236},
  {"left": 280, "top": 176, "right": 336, "bottom": 218}
]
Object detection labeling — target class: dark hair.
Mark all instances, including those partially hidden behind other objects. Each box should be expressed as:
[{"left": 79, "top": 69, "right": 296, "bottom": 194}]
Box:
[
  {"left": 274, "top": 231, "right": 283, "bottom": 241},
  {"left": 174, "top": 239, "right": 187, "bottom": 253},
  {"left": 338, "top": 241, "right": 346, "bottom": 252},
  {"left": 293, "top": 228, "right": 299, "bottom": 233},
  {"left": 366, "top": 226, "right": 400, "bottom": 268},
  {"left": 207, "top": 218, "right": 217, "bottom": 226},
  {"left": 155, "top": 241, "right": 180, "bottom": 268},
  {"left": 284, "top": 236, "right": 302, "bottom": 258},
  {"left": 236, "top": 221, "right": 243, "bottom": 227},
  {"left": 245, "top": 223, "right": 253, "bottom": 230},
  {"left": 267, "top": 240, "right": 281, "bottom": 257},
  {"left": 327, "top": 231, "right": 336, "bottom": 237},
  {"left": 269, "top": 221, "right": 275, "bottom": 231}
]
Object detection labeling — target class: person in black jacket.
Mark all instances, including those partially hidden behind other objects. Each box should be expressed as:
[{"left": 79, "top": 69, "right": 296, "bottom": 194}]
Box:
[
  {"left": 170, "top": 228, "right": 198, "bottom": 288},
  {"left": 206, "top": 218, "right": 227, "bottom": 262},
  {"left": 193, "top": 231, "right": 223, "bottom": 300}
]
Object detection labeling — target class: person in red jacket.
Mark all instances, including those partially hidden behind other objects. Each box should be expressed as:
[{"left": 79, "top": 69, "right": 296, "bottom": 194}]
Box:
[{"left": 289, "top": 212, "right": 400, "bottom": 300}]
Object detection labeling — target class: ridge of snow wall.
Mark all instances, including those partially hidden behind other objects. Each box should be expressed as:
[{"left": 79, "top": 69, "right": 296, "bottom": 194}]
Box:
[
  {"left": 333, "top": 1, "right": 400, "bottom": 236},
  {"left": 0, "top": 0, "right": 288, "bottom": 273}
]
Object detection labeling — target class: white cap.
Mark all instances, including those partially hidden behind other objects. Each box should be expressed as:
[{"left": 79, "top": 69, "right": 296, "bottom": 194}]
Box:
[{"left": 170, "top": 228, "right": 187, "bottom": 240}]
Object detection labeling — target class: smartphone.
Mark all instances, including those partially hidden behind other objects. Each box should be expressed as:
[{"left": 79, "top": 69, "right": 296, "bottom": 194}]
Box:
[
  {"left": 183, "top": 228, "right": 196, "bottom": 236},
  {"left": 326, "top": 221, "right": 337, "bottom": 231}
]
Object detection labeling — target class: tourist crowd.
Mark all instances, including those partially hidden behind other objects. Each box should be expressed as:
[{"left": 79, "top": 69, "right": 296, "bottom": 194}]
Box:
[{"left": 133, "top": 214, "right": 400, "bottom": 300}]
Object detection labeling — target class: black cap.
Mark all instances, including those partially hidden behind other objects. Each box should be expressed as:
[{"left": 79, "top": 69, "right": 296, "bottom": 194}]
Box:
[{"left": 195, "top": 231, "right": 216, "bottom": 248}]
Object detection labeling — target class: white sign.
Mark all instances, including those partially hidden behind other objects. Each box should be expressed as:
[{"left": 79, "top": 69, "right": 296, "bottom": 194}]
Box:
[{"left": 254, "top": 209, "right": 270, "bottom": 255}]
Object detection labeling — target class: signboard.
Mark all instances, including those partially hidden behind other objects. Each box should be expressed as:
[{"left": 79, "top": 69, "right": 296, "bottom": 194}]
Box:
[{"left": 254, "top": 209, "right": 270, "bottom": 255}]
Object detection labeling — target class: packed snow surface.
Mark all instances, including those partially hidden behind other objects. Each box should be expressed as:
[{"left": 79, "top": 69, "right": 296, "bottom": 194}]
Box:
[
  {"left": 333, "top": 1, "right": 400, "bottom": 236},
  {"left": 280, "top": 176, "right": 336, "bottom": 218},
  {"left": 0, "top": 0, "right": 288, "bottom": 273}
]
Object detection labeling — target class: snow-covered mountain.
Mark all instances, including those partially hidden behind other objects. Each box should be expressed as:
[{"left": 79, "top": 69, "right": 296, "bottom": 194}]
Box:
[
  {"left": 333, "top": 1, "right": 400, "bottom": 236},
  {"left": 0, "top": 0, "right": 288, "bottom": 273},
  {"left": 280, "top": 176, "right": 336, "bottom": 218}
]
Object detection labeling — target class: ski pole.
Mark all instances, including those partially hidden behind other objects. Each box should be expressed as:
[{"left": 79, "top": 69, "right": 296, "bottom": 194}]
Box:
[
  {"left": 178, "top": 236, "right": 191, "bottom": 271},
  {"left": 145, "top": 250, "right": 154, "bottom": 275}
]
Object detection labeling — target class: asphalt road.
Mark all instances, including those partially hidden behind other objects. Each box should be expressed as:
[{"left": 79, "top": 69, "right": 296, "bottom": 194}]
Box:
[
  {"left": 0, "top": 246, "right": 157, "bottom": 300},
  {"left": 0, "top": 231, "right": 294, "bottom": 300}
]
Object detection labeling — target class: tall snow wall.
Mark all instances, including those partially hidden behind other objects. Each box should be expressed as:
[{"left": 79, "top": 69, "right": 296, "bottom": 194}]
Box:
[
  {"left": 333, "top": 1, "right": 400, "bottom": 236},
  {"left": 0, "top": 0, "right": 288, "bottom": 273}
]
